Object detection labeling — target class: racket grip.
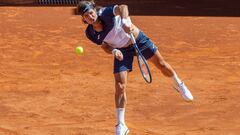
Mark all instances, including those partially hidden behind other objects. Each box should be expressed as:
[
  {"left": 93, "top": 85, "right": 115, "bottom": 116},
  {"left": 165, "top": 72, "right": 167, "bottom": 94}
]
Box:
[{"left": 130, "top": 33, "right": 136, "bottom": 44}]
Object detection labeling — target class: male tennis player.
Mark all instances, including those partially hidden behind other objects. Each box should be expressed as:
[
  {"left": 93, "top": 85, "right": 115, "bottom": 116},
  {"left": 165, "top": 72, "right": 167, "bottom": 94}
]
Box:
[{"left": 76, "top": 1, "right": 193, "bottom": 134}]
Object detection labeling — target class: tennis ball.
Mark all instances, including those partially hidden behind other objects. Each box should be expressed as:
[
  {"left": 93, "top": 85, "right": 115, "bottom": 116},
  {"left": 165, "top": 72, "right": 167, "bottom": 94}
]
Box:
[{"left": 76, "top": 46, "right": 84, "bottom": 55}]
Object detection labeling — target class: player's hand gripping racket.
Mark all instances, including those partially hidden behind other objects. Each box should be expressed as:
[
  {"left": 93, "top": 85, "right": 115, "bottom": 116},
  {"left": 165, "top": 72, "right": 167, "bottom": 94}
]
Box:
[{"left": 130, "top": 33, "right": 152, "bottom": 83}]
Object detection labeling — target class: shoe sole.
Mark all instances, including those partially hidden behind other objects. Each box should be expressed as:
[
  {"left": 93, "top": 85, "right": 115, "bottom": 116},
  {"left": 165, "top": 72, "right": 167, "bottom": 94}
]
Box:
[{"left": 173, "top": 86, "right": 193, "bottom": 102}]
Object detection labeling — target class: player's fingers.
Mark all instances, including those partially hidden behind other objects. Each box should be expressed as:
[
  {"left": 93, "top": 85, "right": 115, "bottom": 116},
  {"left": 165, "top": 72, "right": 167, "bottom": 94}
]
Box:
[
  {"left": 120, "top": 53, "right": 123, "bottom": 61},
  {"left": 116, "top": 52, "right": 123, "bottom": 61},
  {"left": 122, "top": 24, "right": 131, "bottom": 34},
  {"left": 130, "top": 27, "right": 134, "bottom": 33},
  {"left": 118, "top": 56, "right": 123, "bottom": 61}
]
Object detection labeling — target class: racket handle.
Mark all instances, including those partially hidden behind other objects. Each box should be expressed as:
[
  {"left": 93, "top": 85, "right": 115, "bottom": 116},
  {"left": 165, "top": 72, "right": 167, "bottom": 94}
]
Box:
[{"left": 130, "top": 33, "right": 136, "bottom": 44}]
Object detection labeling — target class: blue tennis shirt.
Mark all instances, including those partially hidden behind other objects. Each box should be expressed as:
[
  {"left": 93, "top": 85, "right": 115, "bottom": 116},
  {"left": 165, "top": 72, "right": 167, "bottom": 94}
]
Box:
[{"left": 85, "top": 5, "right": 131, "bottom": 48}]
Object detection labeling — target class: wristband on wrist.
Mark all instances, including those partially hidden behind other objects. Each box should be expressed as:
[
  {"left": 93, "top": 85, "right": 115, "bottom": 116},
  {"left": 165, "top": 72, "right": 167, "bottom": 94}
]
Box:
[
  {"left": 112, "top": 49, "right": 118, "bottom": 55},
  {"left": 122, "top": 17, "right": 132, "bottom": 27}
]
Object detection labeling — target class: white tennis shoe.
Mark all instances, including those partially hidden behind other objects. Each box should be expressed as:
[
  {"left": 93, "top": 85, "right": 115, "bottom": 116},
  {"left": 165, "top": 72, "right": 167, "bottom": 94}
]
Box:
[
  {"left": 174, "top": 82, "right": 194, "bottom": 101},
  {"left": 116, "top": 123, "right": 129, "bottom": 135}
]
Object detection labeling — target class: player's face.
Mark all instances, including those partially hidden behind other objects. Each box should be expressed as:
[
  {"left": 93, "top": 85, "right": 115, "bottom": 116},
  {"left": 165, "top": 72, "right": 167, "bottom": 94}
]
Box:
[{"left": 82, "top": 9, "right": 97, "bottom": 24}]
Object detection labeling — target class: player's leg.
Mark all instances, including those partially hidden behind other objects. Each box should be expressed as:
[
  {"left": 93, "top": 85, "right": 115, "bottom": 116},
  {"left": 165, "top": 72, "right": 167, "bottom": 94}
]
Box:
[
  {"left": 113, "top": 47, "right": 133, "bottom": 135},
  {"left": 114, "top": 71, "right": 130, "bottom": 135},
  {"left": 134, "top": 31, "right": 193, "bottom": 101},
  {"left": 149, "top": 50, "right": 194, "bottom": 101},
  {"left": 148, "top": 50, "right": 175, "bottom": 77},
  {"left": 114, "top": 71, "right": 128, "bottom": 124}
]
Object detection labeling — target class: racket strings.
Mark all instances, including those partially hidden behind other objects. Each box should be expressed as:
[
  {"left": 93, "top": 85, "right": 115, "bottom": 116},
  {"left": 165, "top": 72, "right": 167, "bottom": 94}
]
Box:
[{"left": 138, "top": 56, "right": 151, "bottom": 81}]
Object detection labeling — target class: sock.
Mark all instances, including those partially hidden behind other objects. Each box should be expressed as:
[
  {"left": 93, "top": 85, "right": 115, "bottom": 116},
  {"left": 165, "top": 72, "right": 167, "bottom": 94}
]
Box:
[
  {"left": 116, "top": 108, "right": 125, "bottom": 125},
  {"left": 172, "top": 72, "right": 182, "bottom": 85}
]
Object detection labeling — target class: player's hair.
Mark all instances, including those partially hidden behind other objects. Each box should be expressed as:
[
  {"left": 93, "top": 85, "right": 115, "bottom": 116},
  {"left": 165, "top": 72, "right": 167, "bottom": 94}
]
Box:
[
  {"left": 77, "top": 0, "right": 96, "bottom": 16},
  {"left": 77, "top": 0, "right": 102, "bottom": 24}
]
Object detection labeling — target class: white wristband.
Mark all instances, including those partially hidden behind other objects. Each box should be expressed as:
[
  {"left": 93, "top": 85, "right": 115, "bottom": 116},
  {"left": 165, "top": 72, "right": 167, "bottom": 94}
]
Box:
[
  {"left": 122, "top": 17, "right": 132, "bottom": 27},
  {"left": 112, "top": 49, "right": 118, "bottom": 55}
]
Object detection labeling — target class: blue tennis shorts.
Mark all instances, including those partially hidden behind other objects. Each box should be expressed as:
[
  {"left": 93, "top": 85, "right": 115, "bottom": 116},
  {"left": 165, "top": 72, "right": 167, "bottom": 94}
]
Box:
[{"left": 113, "top": 31, "right": 158, "bottom": 73}]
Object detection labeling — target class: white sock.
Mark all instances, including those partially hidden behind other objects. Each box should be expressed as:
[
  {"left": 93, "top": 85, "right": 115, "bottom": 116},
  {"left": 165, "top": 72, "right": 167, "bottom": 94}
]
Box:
[
  {"left": 116, "top": 108, "right": 125, "bottom": 125},
  {"left": 172, "top": 72, "right": 182, "bottom": 85}
]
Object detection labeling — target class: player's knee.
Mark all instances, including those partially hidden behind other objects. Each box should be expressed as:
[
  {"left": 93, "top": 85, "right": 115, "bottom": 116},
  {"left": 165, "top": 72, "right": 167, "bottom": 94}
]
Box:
[
  {"left": 157, "top": 60, "right": 168, "bottom": 69},
  {"left": 158, "top": 60, "right": 174, "bottom": 77},
  {"left": 115, "top": 82, "right": 127, "bottom": 94}
]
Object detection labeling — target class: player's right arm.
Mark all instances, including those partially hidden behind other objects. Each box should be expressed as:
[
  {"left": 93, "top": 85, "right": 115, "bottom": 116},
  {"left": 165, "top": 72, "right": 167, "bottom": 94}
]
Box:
[
  {"left": 101, "top": 42, "right": 113, "bottom": 54},
  {"left": 101, "top": 42, "right": 123, "bottom": 61}
]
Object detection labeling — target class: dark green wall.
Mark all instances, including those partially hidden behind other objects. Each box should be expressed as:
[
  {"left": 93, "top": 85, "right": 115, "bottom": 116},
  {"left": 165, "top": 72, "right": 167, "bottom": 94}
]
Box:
[{"left": 0, "top": 0, "right": 239, "bottom": 16}]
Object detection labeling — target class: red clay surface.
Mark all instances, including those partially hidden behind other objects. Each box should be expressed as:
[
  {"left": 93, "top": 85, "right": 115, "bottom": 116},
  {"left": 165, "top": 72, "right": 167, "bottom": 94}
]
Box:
[{"left": 0, "top": 7, "right": 240, "bottom": 135}]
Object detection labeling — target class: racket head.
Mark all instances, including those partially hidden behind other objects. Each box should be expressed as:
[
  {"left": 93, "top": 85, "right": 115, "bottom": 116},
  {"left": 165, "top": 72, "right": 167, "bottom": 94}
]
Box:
[{"left": 133, "top": 44, "right": 152, "bottom": 83}]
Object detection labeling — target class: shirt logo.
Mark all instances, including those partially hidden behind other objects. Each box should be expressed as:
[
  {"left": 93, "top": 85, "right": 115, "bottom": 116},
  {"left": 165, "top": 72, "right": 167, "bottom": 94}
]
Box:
[{"left": 97, "top": 34, "right": 101, "bottom": 40}]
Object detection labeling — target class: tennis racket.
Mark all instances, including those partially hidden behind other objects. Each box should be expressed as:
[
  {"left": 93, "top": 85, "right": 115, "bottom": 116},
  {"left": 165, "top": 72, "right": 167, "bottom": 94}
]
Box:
[{"left": 130, "top": 33, "right": 152, "bottom": 83}]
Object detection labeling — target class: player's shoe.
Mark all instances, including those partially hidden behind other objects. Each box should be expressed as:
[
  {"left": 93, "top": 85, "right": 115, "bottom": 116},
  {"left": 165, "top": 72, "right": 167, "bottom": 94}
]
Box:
[
  {"left": 115, "top": 123, "right": 129, "bottom": 135},
  {"left": 174, "top": 82, "right": 194, "bottom": 101}
]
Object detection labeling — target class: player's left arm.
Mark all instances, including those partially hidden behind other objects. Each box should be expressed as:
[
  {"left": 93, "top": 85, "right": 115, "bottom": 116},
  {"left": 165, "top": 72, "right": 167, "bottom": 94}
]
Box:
[
  {"left": 114, "top": 5, "right": 133, "bottom": 34},
  {"left": 114, "top": 5, "right": 129, "bottom": 19}
]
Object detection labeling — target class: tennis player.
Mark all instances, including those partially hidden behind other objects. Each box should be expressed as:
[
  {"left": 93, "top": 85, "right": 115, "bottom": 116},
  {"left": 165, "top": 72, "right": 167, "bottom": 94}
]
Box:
[{"left": 76, "top": 1, "right": 193, "bottom": 134}]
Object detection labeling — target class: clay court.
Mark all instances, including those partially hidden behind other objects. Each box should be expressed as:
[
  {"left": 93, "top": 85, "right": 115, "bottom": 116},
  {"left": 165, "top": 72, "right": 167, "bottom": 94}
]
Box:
[{"left": 0, "top": 3, "right": 240, "bottom": 135}]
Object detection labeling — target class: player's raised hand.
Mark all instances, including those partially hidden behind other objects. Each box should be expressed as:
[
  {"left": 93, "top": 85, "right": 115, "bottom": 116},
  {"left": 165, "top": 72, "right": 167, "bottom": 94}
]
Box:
[
  {"left": 122, "top": 24, "right": 134, "bottom": 34},
  {"left": 122, "top": 17, "right": 133, "bottom": 34}
]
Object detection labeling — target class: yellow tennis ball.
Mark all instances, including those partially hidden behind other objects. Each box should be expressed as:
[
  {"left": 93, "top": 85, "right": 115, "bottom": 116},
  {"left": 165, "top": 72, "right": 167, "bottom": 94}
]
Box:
[{"left": 76, "top": 46, "right": 83, "bottom": 55}]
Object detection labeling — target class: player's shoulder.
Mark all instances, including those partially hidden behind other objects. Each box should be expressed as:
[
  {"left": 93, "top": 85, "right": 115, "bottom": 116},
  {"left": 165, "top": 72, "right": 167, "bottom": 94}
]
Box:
[
  {"left": 97, "top": 5, "right": 117, "bottom": 17},
  {"left": 85, "top": 25, "right": 102, "bottom": 45}
]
